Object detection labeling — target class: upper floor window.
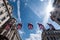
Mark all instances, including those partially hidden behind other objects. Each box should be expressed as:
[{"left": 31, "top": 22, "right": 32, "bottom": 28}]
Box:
[
  {"left": 2, "top": 3, "right": 4, "bottom": 6},
  {"left": 0, "top": 3, "right": 5, "bottom": 8},
  {"left": 5, "top": 9, "right": 7, "bottom": 12},
  {"left": 0, "top": 11, "right": 3, "bottom": 15},
  {"left": 0, "top": 19, "right": 1, "bottom": 24},
  {"left": 47, "top": 37, "right": 49, "bottom": 40},
  {"left": 1, "top": 17, "right": 5, "bottom": 21},
  {"left": 57, "top": 18, "right": 60, "bottom": 22}
]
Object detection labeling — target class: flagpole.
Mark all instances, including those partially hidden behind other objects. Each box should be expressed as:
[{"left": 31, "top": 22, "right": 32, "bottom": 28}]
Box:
[{"left": 17, "top": 0, "right": 21, "bottom": 23}]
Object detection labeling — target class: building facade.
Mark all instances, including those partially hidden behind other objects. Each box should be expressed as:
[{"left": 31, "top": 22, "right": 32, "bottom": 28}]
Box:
[
  {"left": 50, "top": 0, "right": 60, "bottom": 25},
  {"left": 42, "top": 30, "right": 60, "bottom": 40},
  {"left": 0, "top": 0, "right": 21, "bottom": 40},
  {"left": 42, "top": 0, "right": 60, "bottom": 40}
]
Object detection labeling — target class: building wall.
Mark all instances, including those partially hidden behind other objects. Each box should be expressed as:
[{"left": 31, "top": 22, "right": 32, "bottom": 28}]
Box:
[
  {"left": 50, "top": 0, "right": 60, "bottom": 25},
  {"left": 0, "top": 18, "right": 21, "bottom": 40},
  {"left": 42, "top": 30, "right": 60, "bottom": 40},
  {"left": 0, "top": 0, "right": 22, "bottom": 40},
  {"left": 0, "top": 0, "right": 10, "bottom": 27},
  {"left": 5, "top": 0, "right": 13, "bottom": 15}
]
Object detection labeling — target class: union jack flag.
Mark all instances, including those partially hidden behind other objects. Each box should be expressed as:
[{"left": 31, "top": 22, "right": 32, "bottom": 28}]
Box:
[
  {"left": 5, "top": 24, "right": 10, "bottom": 30},
  {"left": 47, "top": 23, "right": 55, "bottom": 30},
  {"left": 37, "top": 23, "right": 45, "bottom": 30},
  {"left": 28, "top": 23, "right": 33, "bottom": 30},
  {"left": 17, "top": 23, "right": 22, "bottom": 29}
]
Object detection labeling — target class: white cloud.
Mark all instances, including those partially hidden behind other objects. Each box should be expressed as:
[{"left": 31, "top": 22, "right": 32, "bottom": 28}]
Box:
[
  {"left": 17, "top": 0, "right": 21, "bottom": 22},
  {"left": 18, "top": 30, "right": 25, "bottom": 34},
  {"left": 26, "top": 26, "right": 42, "bottom": 40},
  {"left": 26, "top": 32, "right": 42, "bottom": 40}
]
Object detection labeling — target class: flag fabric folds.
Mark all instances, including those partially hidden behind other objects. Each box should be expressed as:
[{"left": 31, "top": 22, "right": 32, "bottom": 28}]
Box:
[
  {"left": 5, "top": 24, "right": 10, "bottom": 30},
  {"left": 37, "top": 23, "right": 45, "bottom": 30},
  {"left": 47, "top": 23, "right": 55, "bottom": 30},
  {"left": 17, "top": 23, "right": 22, "bottom": 29},
  {"left": 28, "top": 23, "right": 33, "bottom": 30}
]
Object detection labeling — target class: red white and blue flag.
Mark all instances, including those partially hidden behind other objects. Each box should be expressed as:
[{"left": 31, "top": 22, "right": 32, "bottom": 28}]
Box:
[
  {"left": 17, "top": 23, "right": 22, "bottom": 29},
  {"left": 5, "top": 24, "right": 10, "bottom": 30},
  {"left": 47, "top": 23, "right": 55, "bottom": 30},
  {"left": 28, "top": 23, "right": 33, "bottom": 30},
  {"left": 37, "top": 23, "right": 45, "bottom": 30}
]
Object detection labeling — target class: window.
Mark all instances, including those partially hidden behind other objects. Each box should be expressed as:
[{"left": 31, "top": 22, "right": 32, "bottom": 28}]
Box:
[
  {"left": 57, "top": 5, "right": 60, "bottom": 8},
  {"left": 7, "top": 15, "right": 9, "bottom": 17},
  {"left": 47, "top": 37, "right": 49, "bottom": 40},
  {"left": 2, "top": 3, "right": 4, "bottom": 6},
  {"left": 53, "top": 0, "right": 56, "bottom": 5},
  {"left": 0, "top": 11, "right": 3, "bottom": 15},
  {"left": 59, "top": 13, "right": 60, "bottom": 16},
  {"left": 5, "top": 14, "right": 9, "bottom": 18},
  {"left": 5, "top": 12, "right": 9, "bottom": 17},
  {"left": 50, "top": 37, "right": 53, "bottom": 40},
  {"left": 57, "top": 18, "right": 60, "bottom": 22},
  {"left": 1, "top": 17, "right": 5, "bottom": 21},
  {"left": 0, "top": 19, "right": 1, "bottom": 21},
  {"left": 5, "top": 9, "right": 7, "bottom": 12},
  {"left": 0, "top": 3, "right": 5, "bottom": 7},
  {"left": 53, "top": 15, "right": 56, "bottom": 18},
  {"left": 55, "top": 11, "right": 58, "bottom": 13},
  {"left": 9, "top": 7, "right": 10, "bottom": 10},
  {"left": 53, "top": 37, "right": 56, "bottom": 40}
]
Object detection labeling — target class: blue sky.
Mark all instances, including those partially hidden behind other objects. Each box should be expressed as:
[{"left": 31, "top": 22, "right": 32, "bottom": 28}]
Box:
[{"left": 8, "top": 0, "right": 60, "bottom": 40}]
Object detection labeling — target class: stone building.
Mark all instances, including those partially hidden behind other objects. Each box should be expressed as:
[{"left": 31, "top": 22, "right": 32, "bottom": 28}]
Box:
[
  {"left": 0, "top": 0, "right": 21, "bottom": 40},
  {"left": 42, "top": 30, "right": 60, "bottom": 40},
  {"left": 50, "top": 0, "right": 60, "bottom": 25}
]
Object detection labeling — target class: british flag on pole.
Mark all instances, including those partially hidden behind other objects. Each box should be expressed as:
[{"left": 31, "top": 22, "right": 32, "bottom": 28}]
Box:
[
  {"left": 28, "top": 23, "right": 33, "bottom": 30},
  {"left": 47, "top": 23, "right": 55, "bottom": 30},
  {"left": 37, "top": 23, "right": 45, "bottom": 30},
  {"left": 17, "top": 23, "right": 22, "bottom": 30}
]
